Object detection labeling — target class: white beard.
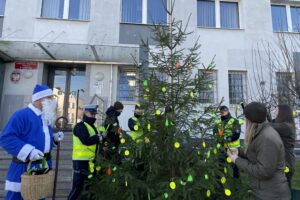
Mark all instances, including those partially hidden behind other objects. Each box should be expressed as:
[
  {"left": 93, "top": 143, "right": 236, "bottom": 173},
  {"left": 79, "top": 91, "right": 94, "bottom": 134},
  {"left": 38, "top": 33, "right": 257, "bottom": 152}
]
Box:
[{"left": 42, "top": 99, "right": 57, "bottom": 126}]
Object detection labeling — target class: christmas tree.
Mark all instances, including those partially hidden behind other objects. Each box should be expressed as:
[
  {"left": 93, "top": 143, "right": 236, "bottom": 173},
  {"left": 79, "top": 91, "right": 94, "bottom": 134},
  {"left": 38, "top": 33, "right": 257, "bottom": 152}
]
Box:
[{"left": 87, "top": 1, "right": 249, "bottom": 199}]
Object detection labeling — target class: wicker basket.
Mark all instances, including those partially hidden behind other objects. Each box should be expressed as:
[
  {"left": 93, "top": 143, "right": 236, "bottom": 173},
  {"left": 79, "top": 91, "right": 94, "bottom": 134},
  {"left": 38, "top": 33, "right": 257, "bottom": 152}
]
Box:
[{"left": 21, "top": 161, "right": 54, "bottom": 200}]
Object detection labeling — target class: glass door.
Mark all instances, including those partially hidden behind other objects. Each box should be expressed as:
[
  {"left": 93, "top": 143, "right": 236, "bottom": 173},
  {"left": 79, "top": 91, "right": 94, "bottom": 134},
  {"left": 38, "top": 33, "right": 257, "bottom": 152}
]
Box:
[{"left": 48, "top": 65, "right": 86, "bottom": 130}]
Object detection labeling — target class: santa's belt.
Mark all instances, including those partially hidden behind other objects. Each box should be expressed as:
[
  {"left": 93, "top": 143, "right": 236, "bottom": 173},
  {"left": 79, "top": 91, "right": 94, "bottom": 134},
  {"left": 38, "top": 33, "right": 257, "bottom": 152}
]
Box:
[{"left": 12, "top": 153, "right": 51, "bottom": 164}]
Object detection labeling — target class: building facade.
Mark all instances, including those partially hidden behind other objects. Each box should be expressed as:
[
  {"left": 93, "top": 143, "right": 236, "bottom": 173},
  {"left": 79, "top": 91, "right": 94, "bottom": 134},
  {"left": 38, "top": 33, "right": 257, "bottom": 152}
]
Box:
[{"left": 0, "top": 0, "right": 299, "bottom": 133}]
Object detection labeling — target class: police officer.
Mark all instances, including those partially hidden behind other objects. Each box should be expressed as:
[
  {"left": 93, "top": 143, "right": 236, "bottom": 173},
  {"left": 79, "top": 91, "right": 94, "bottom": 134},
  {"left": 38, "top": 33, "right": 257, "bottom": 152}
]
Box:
[
  {"left": 214, "top": 105, "right": 241, "bottom": 178},
  {"left": 68, "top": 105, "right": 101, "bottom": 200},
  {"left": 128, "top": 104, "right": 144, "bottom": 142}
]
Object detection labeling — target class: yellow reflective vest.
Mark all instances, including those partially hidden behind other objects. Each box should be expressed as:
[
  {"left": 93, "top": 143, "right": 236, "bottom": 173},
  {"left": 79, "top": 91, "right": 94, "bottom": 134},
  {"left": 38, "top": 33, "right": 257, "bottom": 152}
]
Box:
[
  {"left": 130, "top": 116, "right": 143, "bottom": 142},
  {"left": 72, "top": 122, "right": 97, "bottom": 161},
  {"left": 215, "top": 118, "right": 241, "bottom": 148}
]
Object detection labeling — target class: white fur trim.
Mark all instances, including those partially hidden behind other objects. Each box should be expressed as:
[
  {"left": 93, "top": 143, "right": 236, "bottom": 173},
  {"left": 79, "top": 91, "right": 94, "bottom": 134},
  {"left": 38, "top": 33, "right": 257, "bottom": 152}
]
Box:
[
  {"left": 28, "top": 103, "right": 42, "bottom": 116},
  {"left": 17, "top": 144, "right": 35, "bottom": 162},
  {"left": 5, "top": 180, "right": 21, "bottom": 192},
  {"left": 43, "top": 119, "right": 51, "bottom": 153},
  {"left": 32, "top": 88, "right": 53, "bottom": 102}
]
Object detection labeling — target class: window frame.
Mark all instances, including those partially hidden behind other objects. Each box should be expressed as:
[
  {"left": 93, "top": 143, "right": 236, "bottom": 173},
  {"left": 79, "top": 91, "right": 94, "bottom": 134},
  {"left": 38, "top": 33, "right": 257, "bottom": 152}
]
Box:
[
  {"left": 228, "top": 71, "right": 247, "bottom": 105},
  {"left": 197, "top": 0, "right": 241, "bottom": 29},
  {"left": 120, "top": 0, "right": 168, "bottom": 25},
  {"left": 117, "top": 67, "right": 138, "bottom": 102},
  {"left": 0, "top": 0, "right": 6, "bottom": 16},
  {"left": 40, "top": 0, "right": 91, "bottom": 21},
  {"left": 198, "top": 69, "right": 218, "bottom": 104}
]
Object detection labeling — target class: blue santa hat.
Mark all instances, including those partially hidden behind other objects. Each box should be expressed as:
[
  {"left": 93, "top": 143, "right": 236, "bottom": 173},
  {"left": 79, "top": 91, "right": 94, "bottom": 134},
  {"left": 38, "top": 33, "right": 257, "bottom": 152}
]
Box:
[{"left": 32, "top": 84, "right": 53, "bottom": 102}]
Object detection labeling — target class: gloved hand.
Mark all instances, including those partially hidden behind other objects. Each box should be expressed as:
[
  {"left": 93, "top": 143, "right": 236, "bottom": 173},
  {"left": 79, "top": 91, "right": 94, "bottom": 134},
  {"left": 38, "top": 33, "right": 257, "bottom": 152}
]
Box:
[
  {"left": 54, "top": 131, "right": 64, "bottom": 142},
  {"left": 227, "top": 149, "right": 239, "bottom": 163},
  {"left": 29, "top": 149, "right": 44, "bottom": 161}
]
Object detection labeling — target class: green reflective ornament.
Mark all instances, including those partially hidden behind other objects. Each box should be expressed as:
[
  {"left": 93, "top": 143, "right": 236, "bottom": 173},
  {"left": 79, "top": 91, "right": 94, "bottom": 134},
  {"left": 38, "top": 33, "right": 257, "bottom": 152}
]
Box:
[
  {"left": 204, "top": 174, "right": 209, "bottom": 180},
  {"left": 180, "top": 180, "right": 187, "bottom": 186},
  {"left": 207, "top": 150, "right": 211, "bottom": 158},
  {"left": 164, "top": 193, "right": 169, "bottom": 199},
  {"left": 187, "top": 175, "right": 193, "bottom": 182},
  {"left": 143, "top": 80, "right": 148, "bottom": 86}
]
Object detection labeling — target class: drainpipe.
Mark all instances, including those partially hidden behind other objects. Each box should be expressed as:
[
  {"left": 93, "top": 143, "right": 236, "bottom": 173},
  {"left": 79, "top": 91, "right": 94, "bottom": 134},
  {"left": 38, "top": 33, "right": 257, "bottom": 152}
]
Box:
[{"left": 109, "top": 64, "right": 113, "bottom": 106}]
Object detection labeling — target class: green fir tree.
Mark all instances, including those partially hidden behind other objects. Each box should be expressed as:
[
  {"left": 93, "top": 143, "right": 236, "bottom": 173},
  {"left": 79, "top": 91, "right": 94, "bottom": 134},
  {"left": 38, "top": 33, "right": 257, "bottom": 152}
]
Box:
[{"left": 87, "top": 1, "right": 249, "bottom": 199}]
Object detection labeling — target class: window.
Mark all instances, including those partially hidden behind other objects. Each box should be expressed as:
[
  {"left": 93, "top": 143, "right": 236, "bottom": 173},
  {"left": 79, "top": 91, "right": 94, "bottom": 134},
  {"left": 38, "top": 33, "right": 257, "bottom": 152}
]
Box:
[
  {"left": 118, "top": 70, "right": 137, "bottom": 101},
  {"left": 228, "top": 72, "right": 246, "bottom": 104},
  {"left": 276, "top": 72, "right": 294, "bottom": 104},
  {"left": 41, "top": 0, "right": 90, "bottom": 20},
  {"left": 121, "top": 0, "right": 167, "bottom": 24},
  {"left": 198, "top": 70, "right": 217, "bottom": 103},
  {"left": 271, "top": 5, "right": 288, "bottom": 31},
  {"left": 147, "top": 0, "right": 167, "bottom": 24},
  {"left": 291, "top": 7, "right": 300, "bottom": 32},
  {"left": 197, "top": 0, "right": 239, "bottom": 29},
  {"left": 69, "top": 0, "right": 90, "bottom": 20},
  {"left": 220, "top": 1, "right": 239, "bottom": 28},
  {"left": 0, "top": 0, "right": 6, "bottom": 16},
  {"left": 197, "top": 0, "right": 215, "bottom": 27},
  {"left": 122, "top": 0, "right": 142, "bottom": 23}
]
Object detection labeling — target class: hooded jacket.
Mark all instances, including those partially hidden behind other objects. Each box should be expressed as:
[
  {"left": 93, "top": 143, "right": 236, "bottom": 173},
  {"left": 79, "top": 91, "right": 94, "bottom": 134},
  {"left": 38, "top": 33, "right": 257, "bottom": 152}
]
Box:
[{"left": 103, "top": 106, "right": 121, "bottom": 148}]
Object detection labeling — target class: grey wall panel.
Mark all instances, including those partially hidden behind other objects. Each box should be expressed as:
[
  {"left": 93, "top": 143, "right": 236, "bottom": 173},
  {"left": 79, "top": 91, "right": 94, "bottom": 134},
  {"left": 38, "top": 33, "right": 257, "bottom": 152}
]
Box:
[
  {"left": 119, "top": 24, "right": 159, "bottom": 45},
  {"left": 0, "top": 95, "right": 25, "bottom": 129},
  {"left": 0, "top": 17, "right": 3, "bottom": 37}
]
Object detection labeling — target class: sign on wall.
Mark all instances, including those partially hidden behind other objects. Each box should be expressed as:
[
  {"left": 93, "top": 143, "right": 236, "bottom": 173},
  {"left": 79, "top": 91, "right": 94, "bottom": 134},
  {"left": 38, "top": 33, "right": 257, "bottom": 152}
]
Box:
[{"left": 15, "top": 62, "right": 38, "bottom": 70}]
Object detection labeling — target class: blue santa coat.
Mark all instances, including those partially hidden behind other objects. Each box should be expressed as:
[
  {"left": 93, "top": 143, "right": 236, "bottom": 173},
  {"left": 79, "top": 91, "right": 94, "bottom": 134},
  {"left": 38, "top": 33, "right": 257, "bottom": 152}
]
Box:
[{"left": 0, "top": 103, "right": 54, "bottom": 197}]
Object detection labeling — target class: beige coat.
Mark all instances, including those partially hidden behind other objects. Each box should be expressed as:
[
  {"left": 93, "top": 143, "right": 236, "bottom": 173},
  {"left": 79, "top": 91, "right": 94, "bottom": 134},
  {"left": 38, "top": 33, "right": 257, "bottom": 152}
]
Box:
[{"left": 236, "top": 122, "right": 291, "bottom": 200}]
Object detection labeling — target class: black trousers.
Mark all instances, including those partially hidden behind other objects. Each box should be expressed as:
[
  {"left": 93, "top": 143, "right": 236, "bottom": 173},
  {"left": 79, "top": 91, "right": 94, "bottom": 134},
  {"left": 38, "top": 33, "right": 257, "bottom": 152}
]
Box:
[{"left": 68, "top": 161, "right": 89, "bottom": 200}]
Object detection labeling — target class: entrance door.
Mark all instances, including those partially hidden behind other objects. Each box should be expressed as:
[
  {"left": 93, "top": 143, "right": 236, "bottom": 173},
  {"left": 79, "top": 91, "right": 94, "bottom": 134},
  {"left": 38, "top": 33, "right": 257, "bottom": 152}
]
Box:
[{"left": 48, "top": 65, "right": 86, "bottom": 130}]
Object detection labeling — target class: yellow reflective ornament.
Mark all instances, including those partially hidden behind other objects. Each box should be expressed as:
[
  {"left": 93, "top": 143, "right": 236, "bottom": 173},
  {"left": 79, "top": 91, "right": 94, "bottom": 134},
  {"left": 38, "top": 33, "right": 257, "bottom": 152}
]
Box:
[
  {"left": 224, "top": 167, "right": 227, "bottom": 174},
  {"left": 96, "top": 166, "right": 101, "bottom": 171},
  {"left": 169, "top": 181, "right": 176, "bottom": 190},
  {"left": 156, "top": 110, "right": 161, "bottom": 115},
  {"left": 162, "top": 87, "right": 167, "bottom": 92},
  {"left": 147, "top": 123, "right": 151, "bottom": 131},
  {"left": 284, "top": 166, "right": 290, "bottom": 173},
  {"left": 212, "top": 113, "right": 216, "bottom": 118},
  {"left": 120, "top": 138, "right": 126, "bottom": 144},
  {"left": 293, "top": 111, "right": 297, "bottom": 117},
  {"left": 190, "top": 91, "right": 195, "bottom": 98},
  {"left": 204, "top": 174, "right": 209, "bottom": 180},
  {"left": 221, "top": 177, "right": 226, "bottom": 184},
  {"left": 124, "top": 150, "right": 130, "bottom": 156},
  {"left": 206, "top": 190, "right": 211, "bottom": 198},
  {"left": 145, "top": 88, "right": 150, "bottom": 92},
  {"left": 180, "top": 180, "right": 187, "bottom": 186},
  {"left": 143, "top": 94, "right": 148, "bottom": 99},
  {"left": 208, "top": 83, "right": 213, "bottom": 89},
  {"left": 202, "top": 141, "right": 206, "bottom": 148},
  {"left": 238, "top": 118, "right": 245, "bottom": 125},
  {"left": 226, "top": 157, "right": 232, "bottom": 163},
  {"left": 213, "top": 148, "right": 217, "bottom": 155},
  {"left": 174, "top": 142, "right": 180, "bottom": 149},
  {"left": 144, "top": 137, "right": 150, "bottom": 143},
  {"left": 134, "top": 125, "right": 139, "bottom": 131},
  {"left": 225, "top": 189, "right": 231, "bottom": 196},
  {"left": 125, "top": 181, "right": 128, "bottom": 187}
]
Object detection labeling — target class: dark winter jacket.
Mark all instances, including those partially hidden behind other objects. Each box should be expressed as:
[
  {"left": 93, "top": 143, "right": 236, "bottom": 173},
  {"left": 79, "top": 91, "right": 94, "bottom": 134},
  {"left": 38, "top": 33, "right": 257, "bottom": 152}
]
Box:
[
  {"left": 103, "top": 106, "right": 121, "bottom": 148},
  {"left": 236, "top": 122, "right": 290, "bottom": 200},
  {"left": 271, "top": 122, "right": 296, "bottom": 173}
]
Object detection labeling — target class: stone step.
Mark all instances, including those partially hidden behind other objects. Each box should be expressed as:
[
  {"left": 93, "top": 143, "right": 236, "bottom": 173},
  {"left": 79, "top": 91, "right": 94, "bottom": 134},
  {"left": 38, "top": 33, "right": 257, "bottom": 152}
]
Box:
[{"left": 0, "top": 189, "right": 71, "bottom": 199}]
